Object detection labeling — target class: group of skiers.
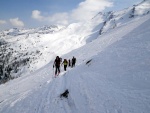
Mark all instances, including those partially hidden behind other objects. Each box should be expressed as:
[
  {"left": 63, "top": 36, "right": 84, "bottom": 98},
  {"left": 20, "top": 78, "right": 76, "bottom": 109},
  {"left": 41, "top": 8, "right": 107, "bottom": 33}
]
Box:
[{"left": 53, "top": 56, "right": 76, "bottom": 76}]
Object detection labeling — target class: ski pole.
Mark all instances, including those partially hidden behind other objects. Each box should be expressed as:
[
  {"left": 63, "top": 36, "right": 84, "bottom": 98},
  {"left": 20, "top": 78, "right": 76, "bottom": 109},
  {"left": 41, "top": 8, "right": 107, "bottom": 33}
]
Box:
[{"left": 53, "top": 65, "right": 55, "bottom": 77}]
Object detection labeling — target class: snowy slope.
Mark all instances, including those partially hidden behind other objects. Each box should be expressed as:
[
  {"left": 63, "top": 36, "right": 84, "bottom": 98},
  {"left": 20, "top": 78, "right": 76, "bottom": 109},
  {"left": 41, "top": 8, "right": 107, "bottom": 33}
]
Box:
[
  {"left": 1, "top": 0, "right": 150, "bottom": 83},
  {"left": 93, "top": 0, "right": 150, "bottom": 35},
  {"left": 0, "top": 10, "right": 150, "bottom": 113},
  {"left": 0, "top": 0, "right": 150, "bottom": 113},
  {"left": 0, "top": 15, "right": 105, "bottom": 82}
]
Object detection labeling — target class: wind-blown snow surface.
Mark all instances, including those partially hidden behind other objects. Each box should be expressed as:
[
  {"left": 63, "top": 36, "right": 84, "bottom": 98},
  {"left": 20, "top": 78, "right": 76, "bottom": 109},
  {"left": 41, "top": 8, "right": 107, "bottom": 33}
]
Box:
[
  {"left": 0, "top": 12, "right": 150, "bottom": 113},
  {"left": 1, "top": 0, "right": 150, "bottom": 82}
]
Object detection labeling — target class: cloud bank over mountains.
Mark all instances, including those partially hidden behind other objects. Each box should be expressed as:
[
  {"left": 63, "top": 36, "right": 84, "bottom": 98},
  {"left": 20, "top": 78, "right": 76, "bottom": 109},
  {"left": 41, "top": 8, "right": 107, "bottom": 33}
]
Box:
[
  {"left": 1, "top": 0, "right": 142, "bottom": 30},
  {"left": 2, "top": 0, "right": 111, "bottom": 29},
  {"left": 0, "top": 18, "right": 24, "bottom": 29},
  {"left": 31, "top": 0, "right": 113, "bottom": 25}
]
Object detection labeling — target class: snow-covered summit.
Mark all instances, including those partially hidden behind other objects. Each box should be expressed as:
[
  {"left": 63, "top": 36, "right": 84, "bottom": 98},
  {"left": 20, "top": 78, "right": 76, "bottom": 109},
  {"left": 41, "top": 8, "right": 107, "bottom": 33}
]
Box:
[
  {"left": 134, "top": 0, "right": 150, "bottom": 15},
  {"left": 92, "top": 0, "right": 150, "bottom": 35}
]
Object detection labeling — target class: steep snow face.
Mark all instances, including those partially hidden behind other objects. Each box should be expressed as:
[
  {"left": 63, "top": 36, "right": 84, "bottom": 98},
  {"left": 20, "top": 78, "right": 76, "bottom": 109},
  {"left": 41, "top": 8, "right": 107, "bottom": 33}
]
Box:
[
  {"left": 0, "top": 12, "right": 150, "bottom": 113},
  {"left": 0, "top": 0, "right": 150, "bottom": 83},
  {"left": 63, "top": 14, "right": 150, "bottom": 113},
  {"left": 93, "top": 0, "right": 150, "bottom": 34},
  {"left": 135, "top": 0, "right": 150, "bottom": 15}
]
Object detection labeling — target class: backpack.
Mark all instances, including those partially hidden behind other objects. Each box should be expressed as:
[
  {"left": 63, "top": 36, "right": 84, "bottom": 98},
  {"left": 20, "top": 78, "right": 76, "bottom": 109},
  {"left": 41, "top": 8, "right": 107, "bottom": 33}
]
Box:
[{"left": 64, "top": 59, "right": 68, "bottom": 65}]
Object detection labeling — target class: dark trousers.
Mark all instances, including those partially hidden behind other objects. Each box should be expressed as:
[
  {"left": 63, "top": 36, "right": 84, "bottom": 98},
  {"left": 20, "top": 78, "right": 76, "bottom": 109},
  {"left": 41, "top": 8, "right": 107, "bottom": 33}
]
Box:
[
  {"left": 64, "top": 65, "right": 67, "bottom": 71},
  {"left": 55, "top": 65, "right": 60, "bottom": 75},
  {"left": 72, "top": 62, "right": 75, "bottom": 67}
]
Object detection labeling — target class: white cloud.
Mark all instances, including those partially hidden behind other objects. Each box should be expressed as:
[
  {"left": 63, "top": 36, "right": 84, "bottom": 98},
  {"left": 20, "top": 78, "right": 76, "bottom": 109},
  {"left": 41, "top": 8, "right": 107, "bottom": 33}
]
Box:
[
  {"left": 9, "top": 18, "right": 24, "bottom": 27},
  {"left": 31, "top": 10, "right": 44, "bottom": 21},
  {"left": 47, "top": 13, "right": 69, "bottom": 25},
  {"left": 71, "top": 0, "right": 113, "bottom": 21},
  {"left": 32, "top": 0, "right": 113, "bottom": 25},
  {"left": 0, "top": 20, "right": 7, "bottom": 25},
  {"left": 32, "top": 10, "right": 69, "bottom": 25}
]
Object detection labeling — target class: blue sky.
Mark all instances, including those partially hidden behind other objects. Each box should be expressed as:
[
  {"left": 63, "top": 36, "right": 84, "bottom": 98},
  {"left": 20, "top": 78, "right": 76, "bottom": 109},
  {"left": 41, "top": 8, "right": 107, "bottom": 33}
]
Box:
[{"left": 0, "top": 0, "right": 141, "bottom": 30}]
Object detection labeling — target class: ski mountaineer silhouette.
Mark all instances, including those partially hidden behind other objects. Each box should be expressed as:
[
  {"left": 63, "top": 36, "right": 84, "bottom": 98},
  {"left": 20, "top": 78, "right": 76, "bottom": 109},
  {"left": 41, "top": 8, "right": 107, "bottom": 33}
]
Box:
[
  {"left": 62, "top": 59, "right": 68, "bottom": 71},
  {"left": 72, "top": 56, "right": 76, "bottom": 67},
  {"left": 53, "top": 56, "right": 61, "bottom": 77}
]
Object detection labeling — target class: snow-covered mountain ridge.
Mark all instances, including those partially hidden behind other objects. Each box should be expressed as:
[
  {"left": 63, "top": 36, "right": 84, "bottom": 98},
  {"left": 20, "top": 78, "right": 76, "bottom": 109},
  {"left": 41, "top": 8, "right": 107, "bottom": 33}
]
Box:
[
  {"left": 0, "top": 0, "right": 150, "bottom": 113},
  {"left": 0, "top": 0, "right": 150, "bottom": 84},
  {"left": 0, "top": 10, "right": 150, "bottom": 113},
  {"left": 0, "top": 25, "right": 65, "bottom": 36},
  {"left": 93, "top": 0, "right": 150, "bottom": 35}
]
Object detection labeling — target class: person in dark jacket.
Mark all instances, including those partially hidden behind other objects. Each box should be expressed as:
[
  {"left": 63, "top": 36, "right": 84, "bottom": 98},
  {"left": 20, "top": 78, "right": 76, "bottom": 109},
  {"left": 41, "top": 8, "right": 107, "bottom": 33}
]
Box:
[
  {"left": 68, "top": 59, "right": 71, "bottom": 67},
  {"left": 53, "top": 56, "right": 61, "bottom": 76},
  {"left": 72, "top": 56, "right": 76, "bottom": 67}
]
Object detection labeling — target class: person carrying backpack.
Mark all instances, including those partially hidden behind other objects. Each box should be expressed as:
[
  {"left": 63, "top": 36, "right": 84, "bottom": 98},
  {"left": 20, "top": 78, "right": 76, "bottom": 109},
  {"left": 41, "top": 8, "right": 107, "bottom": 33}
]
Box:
[
  {"left": 62, "top": 59, "right": 68, "bottom": 71},
  {"left": 53, "top": 56, "right": 61, "bottom": 76},
  {"left": 72, "top": 56, "right": 76, "bottom": 67}
]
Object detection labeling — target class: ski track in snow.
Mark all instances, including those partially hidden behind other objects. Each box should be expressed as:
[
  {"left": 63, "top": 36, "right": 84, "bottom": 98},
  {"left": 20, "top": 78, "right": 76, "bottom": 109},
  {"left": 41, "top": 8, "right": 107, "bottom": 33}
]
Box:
[{"left": 34, "top": 71, "right": 78, "bottom": 113}]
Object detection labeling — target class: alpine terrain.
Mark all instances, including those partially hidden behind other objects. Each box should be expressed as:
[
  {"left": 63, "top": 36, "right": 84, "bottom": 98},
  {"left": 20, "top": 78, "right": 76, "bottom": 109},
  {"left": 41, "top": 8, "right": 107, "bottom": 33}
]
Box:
[{"left": 0, "top": 0, "right": 150, "bottom": 113}]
